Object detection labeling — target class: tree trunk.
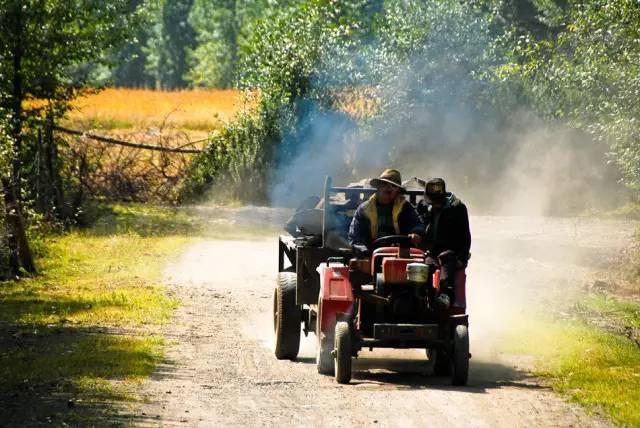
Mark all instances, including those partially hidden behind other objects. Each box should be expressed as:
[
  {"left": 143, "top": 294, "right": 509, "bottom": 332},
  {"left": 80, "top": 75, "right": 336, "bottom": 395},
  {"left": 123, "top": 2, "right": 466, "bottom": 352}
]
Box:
[
  {"left": 10, "top": 0, "right": 23, "bottom": 203},
  {"left": 2, "top": 178, "right": 36, "bottom": 275},
  {"left": 3, "top": 1, "right": 36, "bottom": 275},
  {"left": 2, "top": 179, "right": 20, "bottom": 276}
]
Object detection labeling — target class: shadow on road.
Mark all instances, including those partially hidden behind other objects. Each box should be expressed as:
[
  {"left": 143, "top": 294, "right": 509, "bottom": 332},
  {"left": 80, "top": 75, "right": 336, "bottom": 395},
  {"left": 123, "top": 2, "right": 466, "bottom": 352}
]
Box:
[
  {"left": 350, "top": 358, "right": 541, "bottom": 392},
  {"left": 277, "top": 349, "right": 541, "bottom": 393}
]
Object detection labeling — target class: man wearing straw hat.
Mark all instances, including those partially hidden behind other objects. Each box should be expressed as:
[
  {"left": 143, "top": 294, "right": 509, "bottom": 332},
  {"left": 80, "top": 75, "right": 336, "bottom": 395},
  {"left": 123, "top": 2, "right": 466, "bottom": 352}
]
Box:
[{"left": 348, "top": 169, "right": 424, "bottom": 251}]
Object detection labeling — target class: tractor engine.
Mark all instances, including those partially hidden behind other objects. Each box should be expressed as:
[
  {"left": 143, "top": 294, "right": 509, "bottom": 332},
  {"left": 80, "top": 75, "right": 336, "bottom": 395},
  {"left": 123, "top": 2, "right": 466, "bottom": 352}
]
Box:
[{"left": 379, "top": 259, "right": 431, "bottom": 323}]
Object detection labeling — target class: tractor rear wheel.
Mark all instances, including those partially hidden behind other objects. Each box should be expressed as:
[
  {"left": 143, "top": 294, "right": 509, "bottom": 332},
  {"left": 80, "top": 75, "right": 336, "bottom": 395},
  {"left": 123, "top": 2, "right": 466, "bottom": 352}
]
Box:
[
  {"left": 273, "top": 272, "right": 301, "bottom": 360},
  {"left": 316, "top": 297, "right": 334, "bottom": 375},
  {"left": 451, "top": 324, "right": 469, "bottom": 386},
  {"left": 334, "top": 321, "right": 352, "bottom": 384}
]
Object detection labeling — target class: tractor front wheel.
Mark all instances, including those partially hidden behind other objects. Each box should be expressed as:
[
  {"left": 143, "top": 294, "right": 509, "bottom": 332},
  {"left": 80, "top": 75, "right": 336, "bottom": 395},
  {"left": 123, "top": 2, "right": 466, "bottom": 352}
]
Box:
[
  {"left": 316, "top": 296, "right": 335, "bottom": 375},
  {"left": 317, "top": 333, "right": 334, "bottom": 375},
  {"left": 433, "top": 349, "right": 451, "bottom": 376},
  {"left": 334, "top": 321, "right": 352, "bottom": 384},
  {"left": 451, "top": 324, "right": 469, "bottom": 386},
  {"left": 273, "top": 272, "right": 301, "bottom": 360}
]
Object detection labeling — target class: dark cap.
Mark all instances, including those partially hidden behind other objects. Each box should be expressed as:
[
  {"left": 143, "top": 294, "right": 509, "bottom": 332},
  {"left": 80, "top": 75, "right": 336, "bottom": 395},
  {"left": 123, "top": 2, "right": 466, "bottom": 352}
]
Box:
[{"left": 425, "top": 178, "right": 446, "bottom": 200}]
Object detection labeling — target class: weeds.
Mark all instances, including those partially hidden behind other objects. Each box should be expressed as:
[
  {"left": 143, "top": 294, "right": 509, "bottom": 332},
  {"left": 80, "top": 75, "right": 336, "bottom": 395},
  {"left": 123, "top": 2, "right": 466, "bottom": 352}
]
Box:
[{"left": 0, "top": 204, "right": 199, "bottom": 424}]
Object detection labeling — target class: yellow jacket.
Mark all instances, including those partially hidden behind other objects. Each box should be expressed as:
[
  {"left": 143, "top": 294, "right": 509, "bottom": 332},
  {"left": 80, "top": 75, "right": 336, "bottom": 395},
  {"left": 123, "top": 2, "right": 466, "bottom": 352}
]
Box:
[{"left": 363, "top": 194, "right": 407, "bottom": 240}]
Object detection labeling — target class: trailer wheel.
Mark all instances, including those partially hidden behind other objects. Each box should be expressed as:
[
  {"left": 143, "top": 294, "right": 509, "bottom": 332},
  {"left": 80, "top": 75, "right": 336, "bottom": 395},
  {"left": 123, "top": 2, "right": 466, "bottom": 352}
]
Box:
[
  {"left": 451, "top": 324, "right": 469, "bottom": 386},
  {"left": 273, "top": 272, "right": 301, "bottom": 360},
  {"left": 316, "top": 297, "right": 334, "bottom": 375},
  {"left": 334, "top": 321, "right": 352, "bottom": 384}
]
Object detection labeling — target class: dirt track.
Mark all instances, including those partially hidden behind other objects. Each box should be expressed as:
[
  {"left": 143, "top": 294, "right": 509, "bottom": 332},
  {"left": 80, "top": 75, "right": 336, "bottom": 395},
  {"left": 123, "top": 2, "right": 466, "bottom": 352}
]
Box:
[{"left": 133, "top": 215, "right": 635, "bottom": 427}]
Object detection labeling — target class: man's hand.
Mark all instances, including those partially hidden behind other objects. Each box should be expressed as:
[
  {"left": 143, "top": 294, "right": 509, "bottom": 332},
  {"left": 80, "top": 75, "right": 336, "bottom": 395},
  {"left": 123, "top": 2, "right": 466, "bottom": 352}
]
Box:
[
  {"left": 352, "top": 244, "right": 370, "bottom": 257},
  {"left": 409, "top": 233, "right": 422, "bottom": 247}
]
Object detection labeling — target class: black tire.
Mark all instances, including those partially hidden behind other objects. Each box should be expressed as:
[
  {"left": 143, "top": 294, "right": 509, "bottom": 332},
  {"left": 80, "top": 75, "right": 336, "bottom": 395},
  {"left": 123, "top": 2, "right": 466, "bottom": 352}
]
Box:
[
  {"left": 317, "top": 334, "right": 334, "bottom": 375},
  {"left": 334, "top": 321, "right": 352, "bottom": 384},
  {"left": 273, "top": 272, "right": 301, "bottom": 360},
  {"left": 426, "top": 348, "right": 434, "bottom": 360},
  {"left": 433, "top": 349, "right": 451, "bottom": 376},
  {"left": 316, "top": 296, "right": 334, "bottom": 375},
  {"left": 451, "top": 324, "right": 469, "bottom": 386}
]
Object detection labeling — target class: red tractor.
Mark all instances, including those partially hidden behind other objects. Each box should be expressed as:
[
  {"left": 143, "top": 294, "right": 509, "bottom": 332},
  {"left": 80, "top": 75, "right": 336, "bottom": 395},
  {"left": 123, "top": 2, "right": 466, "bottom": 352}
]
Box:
[{"left": 274, "top": 177, "right": 470, "bottom": 385}]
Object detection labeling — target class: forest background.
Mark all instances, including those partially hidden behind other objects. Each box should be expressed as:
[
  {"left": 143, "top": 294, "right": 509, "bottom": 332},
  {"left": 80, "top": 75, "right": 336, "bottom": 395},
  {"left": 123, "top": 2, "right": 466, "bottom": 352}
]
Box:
[
  {"left": 3, "top": 0, "right": 640, "bottom": 275},
  {"left": 0, "top": 0, "right": 639, "bottom": 273}
]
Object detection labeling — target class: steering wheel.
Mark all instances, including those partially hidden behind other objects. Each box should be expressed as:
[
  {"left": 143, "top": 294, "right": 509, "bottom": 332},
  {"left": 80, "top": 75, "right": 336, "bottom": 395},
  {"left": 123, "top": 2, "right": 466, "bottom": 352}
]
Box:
[{"left": 372, "top": 235, "right": 412, "bottom": 250}]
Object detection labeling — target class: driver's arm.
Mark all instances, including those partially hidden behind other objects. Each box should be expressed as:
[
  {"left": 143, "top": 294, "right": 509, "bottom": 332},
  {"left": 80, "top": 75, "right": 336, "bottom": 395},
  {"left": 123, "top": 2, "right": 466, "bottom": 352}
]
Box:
[
  {"left": 401, "top": 203, "right": 425, "bottom": 234},
  {"left": 454, "top": 204, "right": 471, "bottom": 262},
  {"left": 400, "top": 203, "right": 425, "bottom": 247},
  {"left": 348, "top": 205, "right": 371, "bottom": 248}
]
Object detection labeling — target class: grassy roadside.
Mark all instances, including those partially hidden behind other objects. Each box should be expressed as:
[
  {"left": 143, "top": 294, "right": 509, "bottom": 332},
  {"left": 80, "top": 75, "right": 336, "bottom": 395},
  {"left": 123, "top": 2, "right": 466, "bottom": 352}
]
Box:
[
  {"left": 504, "top": 300, "right": 640, "bottom": 426},
  {"left": 500, "top": 208, "right": 640, "bottom": 426},
  {"left": 0, "top": 204, "right": 202, "bottom": 424}
]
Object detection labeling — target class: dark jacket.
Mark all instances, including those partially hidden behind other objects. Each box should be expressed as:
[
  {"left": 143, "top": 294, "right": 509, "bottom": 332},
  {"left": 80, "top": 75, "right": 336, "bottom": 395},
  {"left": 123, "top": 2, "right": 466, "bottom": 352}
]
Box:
[
  {"left": 349, "top": 194, "right": 425, "bottom": 248},
  {"left": 417, "top": 193, "right": 471, "bottom": 262}
]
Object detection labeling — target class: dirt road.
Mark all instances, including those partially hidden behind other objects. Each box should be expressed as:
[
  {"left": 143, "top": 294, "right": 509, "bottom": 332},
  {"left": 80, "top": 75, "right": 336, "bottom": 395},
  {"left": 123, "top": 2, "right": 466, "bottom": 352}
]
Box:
[{"left": 133, "top": 215, "right": 634, "bottom": 427}]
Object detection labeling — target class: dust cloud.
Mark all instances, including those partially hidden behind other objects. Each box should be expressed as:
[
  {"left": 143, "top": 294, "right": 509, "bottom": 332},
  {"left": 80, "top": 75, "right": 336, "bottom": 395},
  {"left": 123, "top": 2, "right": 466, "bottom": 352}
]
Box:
[{"left": 268, "top": 105, "right": 625, "bottom": 216}]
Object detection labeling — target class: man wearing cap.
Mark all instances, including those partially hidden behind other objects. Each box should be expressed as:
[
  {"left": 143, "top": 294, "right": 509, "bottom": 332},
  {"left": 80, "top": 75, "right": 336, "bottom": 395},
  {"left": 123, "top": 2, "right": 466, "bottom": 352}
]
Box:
[
  {"left": 348, "top": 169, "right": 424, "bottom": 251},
  {"left": 417, "top": 178, "right": 471, "bottom": 301}
]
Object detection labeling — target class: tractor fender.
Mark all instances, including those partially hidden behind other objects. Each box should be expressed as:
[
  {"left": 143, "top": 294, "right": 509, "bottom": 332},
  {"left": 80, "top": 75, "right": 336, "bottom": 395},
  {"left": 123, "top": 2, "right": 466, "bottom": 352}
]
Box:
[
  {"left": 450, "top": 314, "right": 469, "bottom": 327},
  {"left": 453, "top": 270, "right": 467, "bottom": 310},
  {"left": 317, "top": 263, "right": 354, "bottom": 336}
]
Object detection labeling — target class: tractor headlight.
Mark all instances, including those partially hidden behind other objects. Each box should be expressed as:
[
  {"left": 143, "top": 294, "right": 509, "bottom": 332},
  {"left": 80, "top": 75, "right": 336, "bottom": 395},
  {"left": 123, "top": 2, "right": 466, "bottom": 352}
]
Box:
[{"left": 406, "top": 262, "right": 429, "bottom": 283}]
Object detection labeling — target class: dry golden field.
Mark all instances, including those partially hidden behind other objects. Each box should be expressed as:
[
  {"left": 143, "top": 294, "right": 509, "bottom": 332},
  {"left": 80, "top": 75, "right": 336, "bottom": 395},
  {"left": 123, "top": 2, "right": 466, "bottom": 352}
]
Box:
[
  {"left": 66, "top": 88, "right": 244, "bottom": 138},
  {"left": 55, "top": 87, "right": 373, "bottom": 202},
  {"left": 56, "top": 88, "right": 246, "bottom": 202}
]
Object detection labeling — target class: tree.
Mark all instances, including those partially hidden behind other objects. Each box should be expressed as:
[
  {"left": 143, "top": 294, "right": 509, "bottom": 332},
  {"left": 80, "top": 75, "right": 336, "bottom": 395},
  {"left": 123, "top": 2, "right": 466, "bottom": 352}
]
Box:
[
  {"left": 186, "top": 0, "right": 294, "bottom": 88},
  {"left": 0, "top": 0, "right": 141, "bottom": 275},
  {"left": 110, "top": 0, "right": 156, "bottom": 88},
  {"left": 158, "top": 0, "right": 197, "bottom": 89},
  {"left": 502, "top": 0, "right": 640, "bottom": 187},
  {"left": 186, "top": 0, "right": 239, "bottom": 88}
]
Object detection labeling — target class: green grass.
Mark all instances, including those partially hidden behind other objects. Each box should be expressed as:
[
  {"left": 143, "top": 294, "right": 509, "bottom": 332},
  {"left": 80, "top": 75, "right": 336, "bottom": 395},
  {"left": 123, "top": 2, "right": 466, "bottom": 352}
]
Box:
[
  {"left": 504, "top": 317, "right": 640, "bottom": 426},
  {"left": 90, "top": 203, "right": 280, "bottom": 240},
  {"left": 603, "top": 202, "right": 640, "bottom": 220},
  {"left": 0, "top": 224, "right": 189, "bottom": 327},
  {"left": 0, "top": 204, "right": 202, "bottom": 423},
  {"left": 583, "top": 294, "right": 640, "bottom": 330},
  {"left": 86, "top": 203, "right": 204, "bottom": 237}
]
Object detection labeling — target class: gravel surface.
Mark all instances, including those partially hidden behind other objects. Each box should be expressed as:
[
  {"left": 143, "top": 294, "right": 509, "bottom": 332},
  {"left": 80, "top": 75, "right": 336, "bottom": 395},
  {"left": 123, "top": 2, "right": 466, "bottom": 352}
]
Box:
[{"left": 132, "top": 215, "right": 635, "bottom": 427}]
